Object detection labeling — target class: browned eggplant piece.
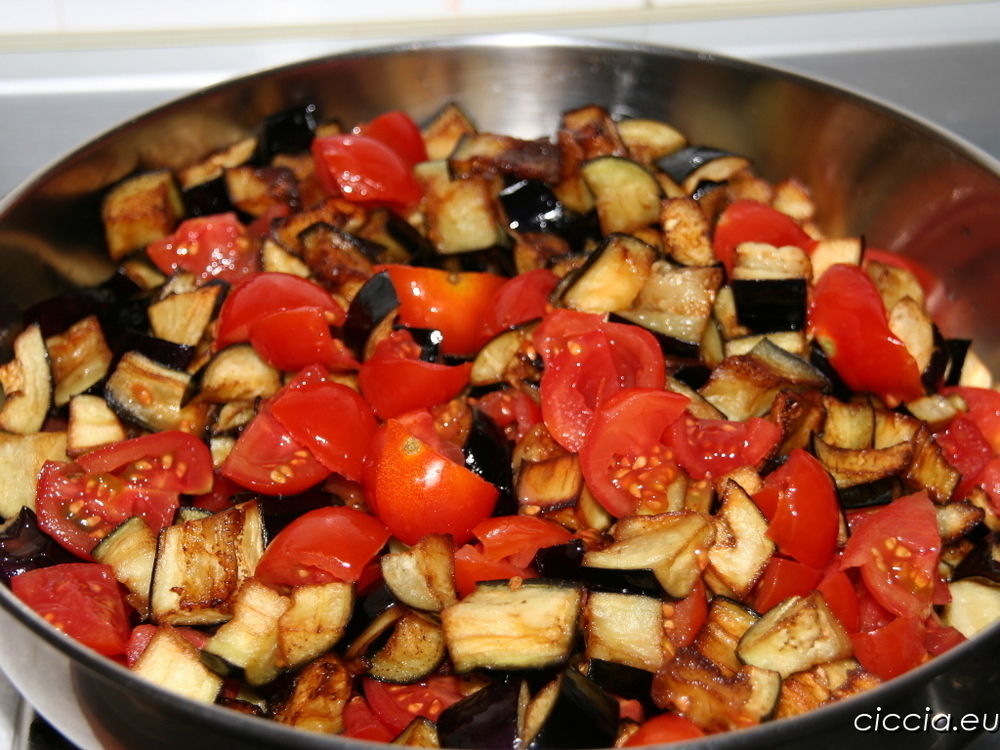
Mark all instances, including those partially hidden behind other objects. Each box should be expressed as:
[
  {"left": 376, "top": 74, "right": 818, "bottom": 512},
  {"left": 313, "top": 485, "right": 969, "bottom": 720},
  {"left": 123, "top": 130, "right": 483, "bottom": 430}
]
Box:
[
  {"left": 522, "top": 668, "right": 619, "bottom": 750},
  {"left": 255, "top": 103, "right": 317, "bottom": 164},
  {"left": 437, "top": 676, "right": 524, "bottom": 750},
  {"left": 0, "top": 507, "right": 75, "bottom": 583},
  {"left": 450, "top": 133, "right": 561, "bottom": 184},
  {"left": 731, "top": 278, "right": 807, "bottom": 333},
  {"left": 344, "top": 270, "right": 400, "bottom": 358},
  {"left": 953, "top": 532, "right": 1000, "bottom": 585}
]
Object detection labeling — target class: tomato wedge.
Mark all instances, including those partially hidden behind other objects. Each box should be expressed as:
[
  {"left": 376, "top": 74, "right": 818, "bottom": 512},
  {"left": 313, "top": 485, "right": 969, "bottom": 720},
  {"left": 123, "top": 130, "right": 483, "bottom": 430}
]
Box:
[
  {"left": 356, "top": 110, "right": 428, "bottom": 169},
  {"left": 941, "top": 385, "right": 1000, "bottom": 453},
  {"left": 850, "top": 616, "right": 927, "bottom": 681},
  {"left": 76, "top": 430, "right": 213, "bottom": 495},
  {"left": 254, "top": 506, "right": 390, "bottom": 590},
  {"left": 312, "top": 134, "right": 422, "bottom": 209},
  {"left": 665, "top": 414, "right": 781, "bottom": 480},
  {"left": 712, "top": 200, "right": 816, "bottom": 275},
  {"left": 752, "top": 556, "right": 823, "bottom": 614},
  {"left": 579, "top": 388, "right": 689, "bottom": 518},
  {"left": 808, "top": 263, "right": 923, "bottom": 407},
  {"left": 249, "top": 306, "right": 358, "bottom": 372},
  {"left": 472, "top": 515, "right": 574, "bottom": 569},
  {"left": 146, "top": 212, "right": 258, "bottom": 284},
  {"left": 270, "top": 378, "right": 377, "bottom": 482},
  {"left": 363, "top": 418, "right": 498, "bottom": 546},
  {"left": 535, "top": 310, "right": 666, "bottom": 453},
  {"left": 622, "top": 713, "right": 706, "bottom": 746},
  {"left": 363, "top": 675, "right": 464, "bottom": 734},
  {"left": 453, "top": 543, "right": 536, "bottom": 598},
  {"left": 840, "top": 491, "right": 942, "bottom": 620},
  {"left": 382, "top": 265, "right": 508, "bottom": 357},
  {"left": 12, "top": 563, "right": 131, "bottom": 656},
  {"left": 481, "top": 268, "right": 560, "bottom": 340}
]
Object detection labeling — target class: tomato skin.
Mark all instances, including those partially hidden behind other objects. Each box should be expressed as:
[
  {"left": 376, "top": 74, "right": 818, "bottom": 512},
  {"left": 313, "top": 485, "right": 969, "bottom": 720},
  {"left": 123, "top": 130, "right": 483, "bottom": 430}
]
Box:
[
  {"left": 482, "top": 268, "right": 559, "bottom": 340},
  {"left": 125, "top": 623, "right": 209, "bottom": 667},
  {"left": 666, "top": 415, "right": 781, "bottom": 480},
  {"left": 808, "top": 263, "right": 923, "bottom": 407},
  {"left": 312, "top": 134, "right": 422, "bottom": 209},
  {"left": 36, "top": 462, "right": 179, "bottom": 559},
  {"left": 862, "top": 249, "right": 943, "bottom": 307},
  {"left": 453, "top": 543, "right": 535, "bottom": 598},
  {"left": 934, "top": 414, "right": 994, "bottom": 499},
  {"left": 363, "top": 675, "right": 465, "bottom": 734},
  {"left": 12, "top": 563, "right": 131, "bottom": 656},
  {"left": 712, "top": 200, "right": 815, "bottom": 275},
  {"left": 841, "top": 491, "right": 941, "bottom": 620},
  {"left": 666, "top": 578, "right": 708, "bottom": 649},
  {"left": 358, "top": 335, "right": 473, "bottom": 421},
  {"left": 622, "top": 713, "right": 706, "bottom": 746},
  {"left": 753, "top": 448, "right": 839, "bottom": 570},
  {"left": 850, "top": 616, "right": 927, "bottom": 681},
  {"left": 472, "top": 516, "right": 574, "bottom": 569},
  {"left": 254, "top": 506, "right": 390, "bottom": 590},
  {"left": 364, "top": 419, "right": 498, "bottom": 546},
  {"left": 535, "top": 310, "right": 667, "bottom": 452},
  {"left": 249, "top": 306, "right": 358, "bottom": 372},
  {"left": 579, "top": 388, "right": 689, "bottom": 518},
  {"left": 270, "top": 379, "right": 377, "bottom": 482},
  {"left": 817, "top": 561, "right": 860, "bottom": 633},
  {"left": 383, "top": 265, "right": 508, "bottom": 356},
  {"left": 146, "top": 212, "right": 258, "bottom": 284},
  {"left": 752, "top": 557, "right": 823, "bottom": 614},
  {"left": 356, "top": 111, "right": 428, "bottom": 169},
  {"left": 215, "top": 272, "right": 346, "bottom": 349},
  {"left": 76, "top": 430, "right": 214, "bottom": 495}
]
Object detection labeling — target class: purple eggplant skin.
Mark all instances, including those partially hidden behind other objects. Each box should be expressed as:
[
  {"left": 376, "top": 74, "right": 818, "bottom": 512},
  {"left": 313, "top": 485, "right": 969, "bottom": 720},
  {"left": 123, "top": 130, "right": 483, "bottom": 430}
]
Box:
[
  {"left": 656, "top": 146, "right": 731, "bottom": 184},
  {"left": 607, "top": 313, "right": 701, "bottom": 363},
  {"left": 182, "top": 175, "right": 236, "bottom": 218},
  {"left": 437, "top": 676, "right": 522, "bottom": 749},
  {"left": 525, "top": 668, "right": 619, "bottom": 750},
  {"left": 809, "top": 341, "right": 852, "bottom": 402},
  {"left": 921, "top": 325, "right": 951, "bottom": 393},
  {"left": 343, "top": 270, "right": 400, "bottom": 358},
  {"left": 945, "top": 338, "right": 972, "bottom": 387},
  {"left": 0, "top": 508, "right": 77, "bottom": 585},
  {"left": 399, "top": 326, "right": 444, "bottom": 363},
  {"left": 836, "top": 476, "right": 899, "bottom": 510},
  {"left": 254, "top": 104, "right": 317, "bottom": 164},
  {"left": 585, "top": 658, "right": 656, "bottom": 713},
  {"left": 952, "top": 532, "right": 1000, "bottom": 585},
  {"left": 578, "top": 566, "right": 663, "bottom": 597},
  {"left": 533, "top": 540, "right": 587, "bottom": 580},
  {"left": 499, "top": 178, "right": 568, "bottom": 234},
  {"left": 111, "top": 330, "right": 196, "bottom": 372},
  {"left": 731, "top": 278, "right": 807, "bottom": 333},
  {"left": 465, "top": 409, "right": 517, "bottom": 517}
]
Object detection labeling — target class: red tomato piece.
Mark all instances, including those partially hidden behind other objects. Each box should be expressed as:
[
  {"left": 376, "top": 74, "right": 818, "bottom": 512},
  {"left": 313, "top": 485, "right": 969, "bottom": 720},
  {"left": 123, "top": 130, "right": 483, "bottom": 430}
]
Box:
[
  {"left": 255, "top": 506, "right": 390, "bottom": 590},
  {"left": 383, "top": 265, "right": 508, "bottom": 357},
  {"left": 666, "top": 414, "right": 781, "bottom": 480},
  {"left": 363, "top": 675, "right": 465, "bottom": 734},
  {"left": 666, "top": 578, "right": 708, "bottom": 649},
  {"left": 841, "top": 491, "right": 942, "bottom": 620},
  {"left": 12, "top": 563, "right": 131, "bottom": 656},
  {"left": 472, "top": 516, "right": 574, "bottom": 569},
  {"left": 808, "top": 263, "right": 923, "bottom": 407},
  {"left": 580, "top": 388, "right": 689, "bottom": 518},
  {"left": 215, "top": 272, "right": 346, "bottom": 349},
  {"left": 481, "top": 268, "right": 559, "bottom": 340},
  {"left": 358, "top": 331, "right": 473, "bottom": 421},
  {"left": 752, "top": 557, "right": 823, "bottom": 614},
  {"left": 934, "top": 414, "right": 994, "bottom": 499},
  {"left": 75, "top": 430, "right": 213, "bottom": 495},
  {"left": 474, "top": 388, "right": 543, "bottom": 442},
  {"left": 249, "top": 306, "right": 358, "bottom": 372},
  {"left": 270, "top": 379, "right": 377, "bottom": 482},
  {"left": 356, "top": 110, "right": 428, "bottom": 169},
  {"left": 534, "top": 310, "right": 666, "bottom": 453},
  {"left": 817, "top": 560, "right": 860, "bottom": 633},
  {"left": 712, "top": 200, "right": 816, "bottom": 275},
  {"left": 342, "top": 696, "right": 396, "bottom": 743},
  {"left": 752, "top": 448, "right": 839, "bottom": 569},
  {"left": 453, "top": 544, "right": 536, "bottom": 598},
  {"left": 622, "top": 713, "right": 706, "bottom": 746},
  {"left": 146, "top": 212, "right": 258, "bottom": 284},
  {"left": 125, "top": 624, "right": 209, "bottom": 667},
  {"left": 363, "top": 419, "right": 498, "bottom": 546},
  {"left": 850, "top": 616, "right": 927, "bottom": 681},
  {"left": 941, "top": 386, "right": 1000, "bottom": 453},
  {"left": 924, "top": 617, "right": 966, "bottom": 656},
  {"left": 312, "top": 134, "right": 422, "bottom": 209},
  {"left": 973, "top": 457, "right": 1000, "bottom": 515},
  {"left": 36, "top": 461, "right": 178, "bottom": 559}
]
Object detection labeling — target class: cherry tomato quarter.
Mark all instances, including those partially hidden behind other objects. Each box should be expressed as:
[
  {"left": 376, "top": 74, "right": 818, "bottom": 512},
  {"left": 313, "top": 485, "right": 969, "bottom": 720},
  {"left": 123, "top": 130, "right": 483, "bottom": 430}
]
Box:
[
  {"left": 146, "top": 212, "right": 258, "bottom": 284},
  {"left": 312, "top": 134, "right": 422, "bottom": 209},
  {"left": 666, "top": 414, "right": 781, "bottom": 480},
  {"left": 712, "top": 200, "right": 816, "bottom": 276},
  {"left": 355, "top": 110, "right": 428, "bottom": 170}
]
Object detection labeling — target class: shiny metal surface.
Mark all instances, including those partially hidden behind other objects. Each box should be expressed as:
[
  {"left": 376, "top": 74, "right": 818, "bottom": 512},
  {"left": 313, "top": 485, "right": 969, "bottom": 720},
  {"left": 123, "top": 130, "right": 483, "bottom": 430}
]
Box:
[{"left": 1, "top": 34, "right": 1000, "bottom": 750}]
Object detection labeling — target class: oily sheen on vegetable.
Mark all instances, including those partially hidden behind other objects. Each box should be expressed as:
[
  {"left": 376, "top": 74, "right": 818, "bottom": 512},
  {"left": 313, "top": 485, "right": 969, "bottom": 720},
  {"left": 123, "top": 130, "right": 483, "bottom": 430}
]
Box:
[{"left": 0, "top": 99, "right": 997, "bottom": 748}]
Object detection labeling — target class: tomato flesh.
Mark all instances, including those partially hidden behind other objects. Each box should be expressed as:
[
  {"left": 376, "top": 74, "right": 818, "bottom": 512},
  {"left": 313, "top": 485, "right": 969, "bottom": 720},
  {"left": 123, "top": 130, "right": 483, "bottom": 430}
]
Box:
[
  {"left": 147, "top": 212, "right": 258, "bottom": 284},
  {"left": 666, "top": 414, "right": 781, "bottom": 480},
  {"left": 76, "top": 430, "right": 213, "bottom": 495},
  {"left": 12, "top": 563, "right": 131, "bottom": 656},
  {"left": 472, "top": 516, "right": 574, "bottom": 569},
  {"left": 364, "top": 675, "right": 464, "bottom": 734},
  {"left": 312, "top": 134, "right": 422, "bottom": 209}
]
